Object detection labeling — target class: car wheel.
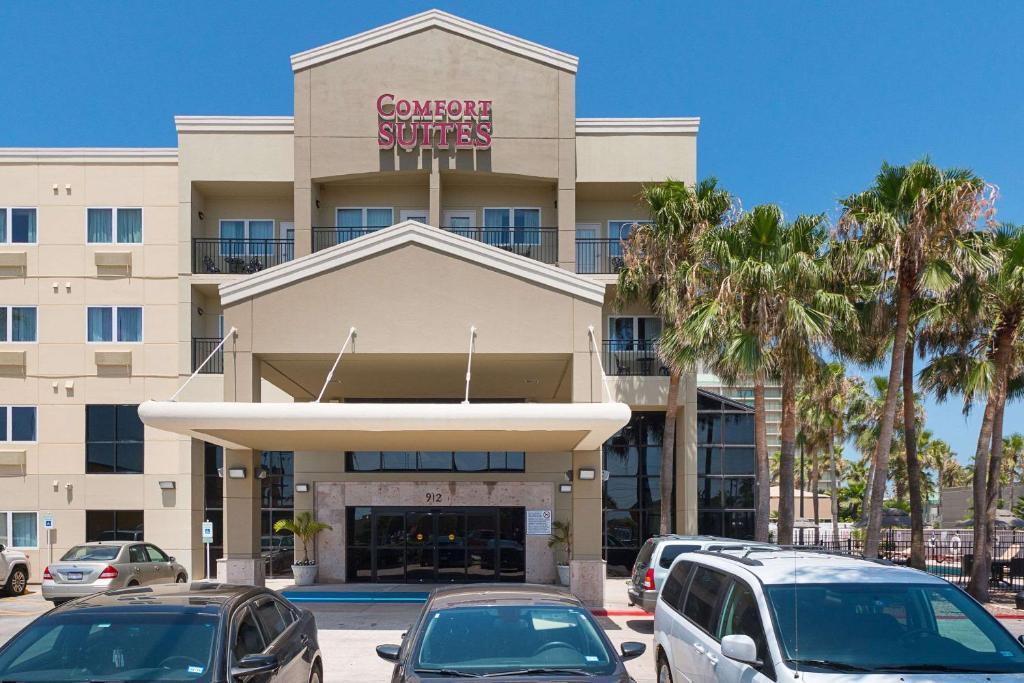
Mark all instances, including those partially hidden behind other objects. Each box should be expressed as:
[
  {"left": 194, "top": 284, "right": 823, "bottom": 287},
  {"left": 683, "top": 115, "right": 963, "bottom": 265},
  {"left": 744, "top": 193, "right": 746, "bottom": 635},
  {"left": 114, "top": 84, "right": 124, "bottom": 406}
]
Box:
[
  {"left": 5, "top": 567, "right": 27, "bottom": 596},
  {"left": 658, "top": 654, "right": 673, "bottom": 683},
  {"left": 127, "top": 581, "right": 139, "bottom": 587},
  {"left": 309, "top": 664, "right": 321, "bottom": 683},
  {"left": 175, "top": 573, "right": 187, "bottom": 583}
]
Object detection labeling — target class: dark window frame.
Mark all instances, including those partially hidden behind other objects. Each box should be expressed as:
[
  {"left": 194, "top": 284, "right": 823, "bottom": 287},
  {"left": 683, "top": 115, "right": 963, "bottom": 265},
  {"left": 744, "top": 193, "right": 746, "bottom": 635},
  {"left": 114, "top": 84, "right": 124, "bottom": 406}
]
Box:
[
  {"left": 85, "top": 404, "right": 144, "bottom": 474},
  {"left": 85, "top": 509, "right": 144, "bottom": 542},
  {"left": 345, "top": 451, "right": 525, "bottom": 473}
]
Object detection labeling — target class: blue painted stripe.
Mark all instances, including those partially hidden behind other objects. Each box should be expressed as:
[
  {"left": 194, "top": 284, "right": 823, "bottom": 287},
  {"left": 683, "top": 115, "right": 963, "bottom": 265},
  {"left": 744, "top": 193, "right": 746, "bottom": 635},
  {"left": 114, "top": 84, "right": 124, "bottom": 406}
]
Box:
[{"left": 282, "top": 591, "right": 429, "bottom": 604}]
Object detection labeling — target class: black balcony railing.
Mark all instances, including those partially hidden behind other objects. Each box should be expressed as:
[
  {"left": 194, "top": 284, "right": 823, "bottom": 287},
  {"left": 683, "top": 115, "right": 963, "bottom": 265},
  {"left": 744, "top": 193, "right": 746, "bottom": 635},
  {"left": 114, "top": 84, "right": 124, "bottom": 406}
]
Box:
[
  {"left": 312, "top": 226, "right": 387, "bottom": 252},
  {"left": 576, "top": 238, "right": 624, "bottom": 274},
  {"left": 312, "top": 225, "right": 559, "bottom": 264},
  {"left": 443, "top": 227, "right": 558, "bottom": 264},
  {"left": 193, "top": 238, "right": 294, "bottom": 274},
  {"left": 192, "top": 337, "right": 223, "bottom": 374},
  {"left": 604, "top": 340, "right": 668, "bottom": 376}
]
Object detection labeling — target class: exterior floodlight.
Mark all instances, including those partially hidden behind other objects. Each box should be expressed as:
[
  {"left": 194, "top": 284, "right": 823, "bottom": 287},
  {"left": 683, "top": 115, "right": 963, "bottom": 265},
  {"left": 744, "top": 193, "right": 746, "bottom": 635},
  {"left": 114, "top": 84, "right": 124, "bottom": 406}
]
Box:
[
  {"left": 578, "top": 467, "right": 596, "bottom": 480},
  {"left": 227, "top": 467, "right": 247, "bottom": 479},
  {"left": 559, "top": 483, "right": 573, "bottom": 493},
  {"left": 158, "top": 480, "right": 176, "bottom": 490},
  {"left": 295, "top": 483, "right": 310, "bottom": 493}
]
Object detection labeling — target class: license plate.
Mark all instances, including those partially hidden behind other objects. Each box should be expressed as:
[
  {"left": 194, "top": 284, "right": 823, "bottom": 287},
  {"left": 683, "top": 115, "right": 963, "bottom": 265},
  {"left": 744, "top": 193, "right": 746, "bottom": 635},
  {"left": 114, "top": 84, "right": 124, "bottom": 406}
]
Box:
[{"left": 66, "top": 572, "right": 83, "bottom": 580}]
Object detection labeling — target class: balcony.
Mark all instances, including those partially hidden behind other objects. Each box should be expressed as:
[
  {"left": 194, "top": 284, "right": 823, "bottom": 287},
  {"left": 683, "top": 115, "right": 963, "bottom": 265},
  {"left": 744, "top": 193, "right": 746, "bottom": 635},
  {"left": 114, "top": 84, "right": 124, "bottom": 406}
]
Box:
[
  {"left": 604, "top": 340, "right": 668, "bottom": 376},
  {"left": 576, "top": 238, "right": 624, "bottom": 275},
  {"left": 192, "top": 337, "right": 224, "bottom": 374},
  {"left": 312, "top": 226, "right": 558, "bottom": 264},
  {"left": 192, "top": 238, "right": 294, "bottom": 275}
]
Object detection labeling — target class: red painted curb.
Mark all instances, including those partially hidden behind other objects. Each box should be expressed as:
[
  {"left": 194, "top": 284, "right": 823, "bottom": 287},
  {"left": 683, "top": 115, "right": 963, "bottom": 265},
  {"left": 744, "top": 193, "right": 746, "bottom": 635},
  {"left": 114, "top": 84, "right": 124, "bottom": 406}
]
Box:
[
  {"left": 591, "top": 609, "right": 652, "bottom": 617},
  {"left": 995, "top": 613, "right": 1024, "bottom": 620}
]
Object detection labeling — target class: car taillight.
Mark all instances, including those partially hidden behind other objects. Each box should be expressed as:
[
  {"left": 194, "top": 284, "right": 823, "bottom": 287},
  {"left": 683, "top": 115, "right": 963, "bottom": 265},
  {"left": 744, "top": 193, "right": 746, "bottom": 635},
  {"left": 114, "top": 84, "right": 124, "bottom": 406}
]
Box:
[
  {"left": 42, "top": 566, "right": 52, "bottom": 580},
  {"left": 99, "top": 565, "right": 118, "bottom": 579},
  {"left": 644, "top": 567, "right": 655, "bottom": 590}
]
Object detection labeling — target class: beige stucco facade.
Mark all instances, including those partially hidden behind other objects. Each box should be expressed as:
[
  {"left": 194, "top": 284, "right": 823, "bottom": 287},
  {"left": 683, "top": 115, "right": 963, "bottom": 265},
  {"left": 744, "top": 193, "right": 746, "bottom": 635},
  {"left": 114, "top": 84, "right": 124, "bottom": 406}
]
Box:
[{"left": 0, "top": 10, "right": 711, "bottom": 604}]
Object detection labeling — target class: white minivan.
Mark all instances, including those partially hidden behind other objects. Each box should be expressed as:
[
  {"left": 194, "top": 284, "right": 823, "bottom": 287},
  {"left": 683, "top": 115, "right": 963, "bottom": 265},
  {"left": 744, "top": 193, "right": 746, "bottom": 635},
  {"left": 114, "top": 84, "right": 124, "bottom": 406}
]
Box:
[{"left": 653, "top": 548, "right": 1024, "bottom": 682}]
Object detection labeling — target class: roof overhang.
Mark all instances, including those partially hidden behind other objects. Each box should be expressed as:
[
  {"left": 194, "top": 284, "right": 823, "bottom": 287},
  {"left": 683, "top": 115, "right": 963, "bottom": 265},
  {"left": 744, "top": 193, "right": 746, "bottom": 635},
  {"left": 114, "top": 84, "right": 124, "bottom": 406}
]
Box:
[
  {"left": 138, "top": 400, "right": 631, "bottom": 452},
  {"left": 290, "top": 10, "right": 578, "bottom": 73},
  {"left": 218, "top": 221, "right": 606, "bottom": 306}
]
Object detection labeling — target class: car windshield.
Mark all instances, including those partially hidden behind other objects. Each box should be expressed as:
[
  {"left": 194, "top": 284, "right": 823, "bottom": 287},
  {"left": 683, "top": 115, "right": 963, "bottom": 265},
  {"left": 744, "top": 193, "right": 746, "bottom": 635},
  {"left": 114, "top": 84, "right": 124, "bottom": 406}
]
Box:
[
  {"left": 0, "top": 611, "right": 219, "bottom": 681},
  {"left": 765, "top": 582, "right": 1024, "bottom": 674},
  {"left": 414, "top": 605, "right": 615, "bottom": 676},
  {"left": 60, "top": 545, "right": 121, "bottom": 562}
]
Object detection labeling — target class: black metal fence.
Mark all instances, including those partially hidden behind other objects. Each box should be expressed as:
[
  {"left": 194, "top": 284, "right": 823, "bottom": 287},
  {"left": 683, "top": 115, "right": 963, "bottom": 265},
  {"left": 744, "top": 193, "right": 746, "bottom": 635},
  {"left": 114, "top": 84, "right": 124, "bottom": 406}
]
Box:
[
  {"left": 193, "top": 238, "right": 294, "bottom": 274},
  {"left": 576, "top": 238, "right": 624, "bottom": 274},
  {"left": 603, "top": 340, "right": 668, "bottom": 376},
  {"left": 192, "top": 337, "right": 224, "bottom": 374},
  {"left": 791, "top": 529, "right": 1024, "bottom": 593},
  {"left": 311, "top": 226, "right": 386, "bottom": 252},
  {"left": 442, "top": 227, "right": 558, "bottom": 264}
]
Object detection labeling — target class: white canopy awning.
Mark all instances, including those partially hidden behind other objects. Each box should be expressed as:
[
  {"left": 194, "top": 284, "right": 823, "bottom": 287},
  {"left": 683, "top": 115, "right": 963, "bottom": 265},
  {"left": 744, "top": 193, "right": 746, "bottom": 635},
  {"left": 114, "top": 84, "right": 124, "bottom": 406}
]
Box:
[{"left": 138, "top": 400, "right": 631, "bottom": 452}]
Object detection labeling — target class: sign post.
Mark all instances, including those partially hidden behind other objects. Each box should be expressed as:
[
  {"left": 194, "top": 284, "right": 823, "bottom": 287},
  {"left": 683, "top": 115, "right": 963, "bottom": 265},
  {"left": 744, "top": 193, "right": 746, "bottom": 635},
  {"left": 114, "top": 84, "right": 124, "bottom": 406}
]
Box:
[
  {"left": 42, "top": 513, "right": 54, "bottom": 565},
  {"left": 202, "top": 520, "right": 214, "bottom": 580}
]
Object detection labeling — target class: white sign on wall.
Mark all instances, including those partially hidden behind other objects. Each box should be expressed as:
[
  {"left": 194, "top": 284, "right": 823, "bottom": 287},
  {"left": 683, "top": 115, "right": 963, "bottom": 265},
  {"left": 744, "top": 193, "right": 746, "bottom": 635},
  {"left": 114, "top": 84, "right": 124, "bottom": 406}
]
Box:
[
  {"left": 43, "top": 513, "right": 54, "bottom": 530},
  {"left": 526, "top": 509, "right": 552, "bottom": 536}
]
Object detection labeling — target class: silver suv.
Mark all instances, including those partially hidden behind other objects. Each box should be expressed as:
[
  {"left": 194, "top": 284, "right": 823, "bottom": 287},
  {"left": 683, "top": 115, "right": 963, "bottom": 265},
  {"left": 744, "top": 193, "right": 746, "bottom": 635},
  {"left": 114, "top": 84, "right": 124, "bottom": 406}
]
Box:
[
  {"left": 0, "top": 544, "right": 30, "bottom": 596},
  {"left": 627, "top": 535, "right": 775, "bottom": 612},
  {"left": 654, "top": 548, "right": 1024, "bottom": 682}
]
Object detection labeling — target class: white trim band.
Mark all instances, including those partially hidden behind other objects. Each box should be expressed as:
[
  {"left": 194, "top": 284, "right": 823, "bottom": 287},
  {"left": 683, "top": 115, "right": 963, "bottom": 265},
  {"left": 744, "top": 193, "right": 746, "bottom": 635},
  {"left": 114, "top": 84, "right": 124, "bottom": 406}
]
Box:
[
  {"left": 576, "top": 118, "right": 701, "bottom": 134},
  {"left": 0, "top": 148, "right": 178, "bottom": 164},
  {"left": 174, "top": 116, "right": 295, "bottom": 133}
]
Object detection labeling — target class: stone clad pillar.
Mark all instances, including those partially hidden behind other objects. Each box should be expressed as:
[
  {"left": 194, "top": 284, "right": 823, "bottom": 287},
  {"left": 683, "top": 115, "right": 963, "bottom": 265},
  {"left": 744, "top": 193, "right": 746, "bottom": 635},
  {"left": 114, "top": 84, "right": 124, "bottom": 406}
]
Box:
[
  {"left": 570, "top": 448, "right": 605, "bottom": 607},
  {"left": 218, "top": 448, "right": 265, "bottom": 585}
]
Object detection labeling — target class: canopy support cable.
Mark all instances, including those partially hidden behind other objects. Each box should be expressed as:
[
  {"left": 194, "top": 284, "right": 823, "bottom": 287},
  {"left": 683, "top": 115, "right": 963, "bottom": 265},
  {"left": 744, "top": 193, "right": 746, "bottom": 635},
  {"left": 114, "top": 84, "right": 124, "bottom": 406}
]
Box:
[
  {"left": 462, "top": 325, "right": 477, "bottom": 404},
  {"left": 316, "top": 327, "right": 357, "bottom": 403},
  {"left": 588, "top": 325, "right": 613, "bottom": 403},
  {"left": 170, "top": 327, "right": 238, "bottom": 402}
]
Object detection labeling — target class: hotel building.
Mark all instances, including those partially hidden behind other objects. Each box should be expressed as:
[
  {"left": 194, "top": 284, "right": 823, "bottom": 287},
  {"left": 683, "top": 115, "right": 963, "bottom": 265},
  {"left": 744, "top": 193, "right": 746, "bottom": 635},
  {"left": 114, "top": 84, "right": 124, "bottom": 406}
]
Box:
[{"left": 0, "top": 10, "right": 758, "bottom": 604}]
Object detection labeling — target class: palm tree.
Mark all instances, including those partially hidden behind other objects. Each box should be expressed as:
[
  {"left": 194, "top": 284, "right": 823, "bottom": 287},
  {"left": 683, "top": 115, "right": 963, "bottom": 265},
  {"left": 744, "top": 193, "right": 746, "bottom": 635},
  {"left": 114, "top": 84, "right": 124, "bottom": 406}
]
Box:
[
  {"left": 618, "top": 178, "right": 734, "bottom": 536},
  {"left": 686, "top": 205, "right": 854, "bottom": 544},
  {"left": 1001, "top": 433, "right": 1024, "bottom": 490},
  {"left": 921, "top": 224, "right": 1024, "bottom": 601},
  {"left": 273, "top": 511, "right": 333, "bottom": 565},
  {"left": 836, "top": 158, "right": 993, "bottom": 558}
]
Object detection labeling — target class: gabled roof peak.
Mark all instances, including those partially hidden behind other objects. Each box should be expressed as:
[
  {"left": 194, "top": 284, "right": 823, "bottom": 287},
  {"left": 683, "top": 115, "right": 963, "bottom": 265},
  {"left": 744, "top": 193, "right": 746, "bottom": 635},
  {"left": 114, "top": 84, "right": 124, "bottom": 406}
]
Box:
[
  {"left": 218, "top": 221, "right": 604, "bottom": 306},
  {"left": 290, "top": 9, "right": 578, "bottom": 73}
]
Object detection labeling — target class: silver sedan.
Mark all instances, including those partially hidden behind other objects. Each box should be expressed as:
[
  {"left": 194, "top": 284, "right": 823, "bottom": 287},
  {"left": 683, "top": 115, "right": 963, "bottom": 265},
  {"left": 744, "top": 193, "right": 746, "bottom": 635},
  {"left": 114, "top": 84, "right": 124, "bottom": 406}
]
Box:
[{"left": 41, "top": 541, "right": 188, "bottom": 605}]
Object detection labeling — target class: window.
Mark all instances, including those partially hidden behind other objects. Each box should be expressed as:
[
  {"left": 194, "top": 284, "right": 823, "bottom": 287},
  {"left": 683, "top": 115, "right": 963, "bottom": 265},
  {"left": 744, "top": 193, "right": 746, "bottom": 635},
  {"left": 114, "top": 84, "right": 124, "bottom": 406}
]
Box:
[
  {"left": 659, "top": 544, "right": 701, "bottom": 569},
  {"left": 336, "top": 207, "right": 393, "bottom": 230},
  {"left": 86, "top": 405, "right": 144, "bottom": 473},
  {"left": 144, "top": 544, "right": 168, "bottom": 562},
  {"left": 0, "top": 406, "right": 36, "bottom": 442},
  {"left": 697, "top": 392, "right": 757, "bottom": 538},
  {"left": 0, "top": 511, "right": 38, "bottom": 548},
  {"left": 233, "top": 608, "right": 267, "bottom": 661},
  {"left": 219, "top": 219, "right": 275, "bottom": 257},
  {"left": 86, "top": 208, "right": 142, "bottom": 244},
  {"left": 0, "top": 208, "right": 36, "bottom": 244},
  {"left": 608, "top": 316, "right": 662, "bottom": 348},
  {"left": 0, "top": 307, "right": 37, "bottom": 342},
  {"left": 253, "top": 599, "right": 289, "bottom": 643},
  {"left": 682, "top": 566, "right": 728, "bottom": 635},
  {"left": 129, "top": 545, "right": 147, "bottom": 563},
  {"left": 85, "top": 510, "right": 144, "bottom": 542},
  {"left": 86, "top": 306, "right": 142, "bottom": 342},
  {"left": 608, "top": 219, "right": 652, "bottom": 257},
  {"left": 660, "top": 561, "right": 690, "bottom": 611},
  {"left": 718, "top": 580, "right": 773, "bottom": 677},
  {"left": 482, "top": 208, "right": 541, "bottom": 244},
  {"left": 346, "top": 451, "right": 525, "bottom": 472}
]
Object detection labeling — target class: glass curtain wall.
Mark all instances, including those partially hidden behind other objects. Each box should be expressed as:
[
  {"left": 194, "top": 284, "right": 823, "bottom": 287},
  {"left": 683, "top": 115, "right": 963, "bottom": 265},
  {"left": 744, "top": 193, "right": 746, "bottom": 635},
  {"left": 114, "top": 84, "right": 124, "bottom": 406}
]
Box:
[{"left": 696, "top": 392, "right": 757, "bottom": 538}]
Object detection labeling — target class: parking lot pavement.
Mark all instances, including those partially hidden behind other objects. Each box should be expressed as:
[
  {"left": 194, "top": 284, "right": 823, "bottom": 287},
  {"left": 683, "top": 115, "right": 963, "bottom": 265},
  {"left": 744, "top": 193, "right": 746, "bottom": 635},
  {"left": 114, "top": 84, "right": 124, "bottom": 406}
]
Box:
[{"left": 0, "top": 588, "right": 51, "bottom": 643}]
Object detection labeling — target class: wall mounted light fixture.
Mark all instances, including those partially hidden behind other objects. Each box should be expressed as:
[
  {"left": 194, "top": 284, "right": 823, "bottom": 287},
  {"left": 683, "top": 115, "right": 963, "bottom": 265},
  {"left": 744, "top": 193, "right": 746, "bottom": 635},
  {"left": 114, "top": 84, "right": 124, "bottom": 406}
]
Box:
[
  {"left": 295, "top": 483, "right": 310, "bottom": 493},
  {"left": 256, "top": 467, "right": 269, "bottom": 480},
  {"left": 559, "top": 483, "right": 573, "bottom": 493},
  {"left": 158, "top": 480, "right": 176, "bottom": 490},
  {"left": 227, "top": 467, "right": 247, "bottom": 479},
  {"left": 578, "top": 467, "right": 596, "bottom": 481}
]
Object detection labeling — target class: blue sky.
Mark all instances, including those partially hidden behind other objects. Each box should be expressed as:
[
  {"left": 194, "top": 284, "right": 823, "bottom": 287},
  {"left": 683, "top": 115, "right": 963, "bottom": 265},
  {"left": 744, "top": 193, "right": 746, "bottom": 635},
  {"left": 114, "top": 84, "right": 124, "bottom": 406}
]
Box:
[{"left": 1, "top": 1, "right": 1021, "bottom": 462}]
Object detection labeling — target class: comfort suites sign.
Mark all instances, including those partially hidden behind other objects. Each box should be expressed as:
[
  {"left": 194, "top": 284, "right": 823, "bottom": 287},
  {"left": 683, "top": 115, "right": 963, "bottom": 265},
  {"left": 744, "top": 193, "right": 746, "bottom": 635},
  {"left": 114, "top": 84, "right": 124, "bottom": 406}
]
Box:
[{"left": 377, "top": 94, "right": 493, "bottom": 150}]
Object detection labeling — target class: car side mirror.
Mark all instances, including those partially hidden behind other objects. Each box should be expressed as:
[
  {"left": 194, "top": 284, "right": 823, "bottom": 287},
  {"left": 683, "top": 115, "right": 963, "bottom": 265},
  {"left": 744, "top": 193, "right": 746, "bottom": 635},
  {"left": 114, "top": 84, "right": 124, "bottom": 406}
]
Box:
[
  {"left": 168, "top": 556, "right": 176, "bottom": 563},
  {"left": 0, "top": 543, "right": 5, "bottom": 552},
  {"left": 620, "top": 641, "right": 646, "bottom": 661},
  {"left": 376, "top": 644, "right": 401, "bottom": 663},
  {"left": 231, "top": 653, "right": 279, "bottom": 679},
  {"left": 1018, "top": 634, "right": 1024, "bottom": 647},
  {"left": 721, "top": 634, "right": 760, "bottom": 666}
]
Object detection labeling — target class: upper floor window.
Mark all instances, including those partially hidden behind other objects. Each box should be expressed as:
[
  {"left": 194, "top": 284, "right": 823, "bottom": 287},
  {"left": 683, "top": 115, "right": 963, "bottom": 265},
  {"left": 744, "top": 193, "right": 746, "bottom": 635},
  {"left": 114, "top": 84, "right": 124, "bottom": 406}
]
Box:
[
  {"left": 608, "top": 316, "right": 662, "bottom": 346},
  {"left": 0, "top": 306, "right": 37, "bottom": 342},
  {"left": 483, "top": 208, "right": 541, "bottom": 244},
  {"left": 86, "top": 405, "right": 144, "bottom": 473},
  {"left": 336, "top": 208, "right": 393, "bottom": 229},
  {"left": 87, "top": 306, "right": 142, "bottom": 342},
  {"left": 0, "top": 406, "right": 37, "bottom": 442},
  {"left": 87, "top": 208, "right": 142, "bottom": 244},
  {"left": 0, "top": 208, "right": 37, "bottom": 244}
]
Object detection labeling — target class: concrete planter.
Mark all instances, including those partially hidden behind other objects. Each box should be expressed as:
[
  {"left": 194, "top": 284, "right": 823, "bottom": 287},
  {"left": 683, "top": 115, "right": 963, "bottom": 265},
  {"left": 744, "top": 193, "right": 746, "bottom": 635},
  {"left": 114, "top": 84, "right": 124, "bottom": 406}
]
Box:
[
  {"left": 557, "top": 564, "right": 570, "bottom": 586},
  {"left": 292, "top": 564, "right": 318, "bottom": 586}
]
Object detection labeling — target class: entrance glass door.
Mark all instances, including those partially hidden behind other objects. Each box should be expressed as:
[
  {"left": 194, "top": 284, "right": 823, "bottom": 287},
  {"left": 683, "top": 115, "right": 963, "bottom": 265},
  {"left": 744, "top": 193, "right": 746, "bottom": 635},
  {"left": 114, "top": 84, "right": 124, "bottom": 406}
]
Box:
[{"left": 346, "top": 507, "right": 525, "bottom": 583}]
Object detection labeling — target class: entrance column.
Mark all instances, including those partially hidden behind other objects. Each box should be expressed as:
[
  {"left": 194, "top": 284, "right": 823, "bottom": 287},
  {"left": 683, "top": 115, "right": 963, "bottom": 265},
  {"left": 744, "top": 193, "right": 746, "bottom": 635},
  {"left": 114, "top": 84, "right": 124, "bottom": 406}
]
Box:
[
  {"left": 570, "top": 448, "right": 604, "bottom": 607},
  {"left": 218, "top": 448, "right": 265, "bottom": 585}
]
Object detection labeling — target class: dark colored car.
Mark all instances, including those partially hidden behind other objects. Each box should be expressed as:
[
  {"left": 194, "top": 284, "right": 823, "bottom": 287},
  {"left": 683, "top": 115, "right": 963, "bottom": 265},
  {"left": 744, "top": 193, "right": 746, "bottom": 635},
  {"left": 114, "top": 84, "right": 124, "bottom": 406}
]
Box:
[
  {"left": 376, "top": 584, "right": 645, "bottom": 681},
  {"left": 0, "top": 582, "right": 322, "bottom": 682}
]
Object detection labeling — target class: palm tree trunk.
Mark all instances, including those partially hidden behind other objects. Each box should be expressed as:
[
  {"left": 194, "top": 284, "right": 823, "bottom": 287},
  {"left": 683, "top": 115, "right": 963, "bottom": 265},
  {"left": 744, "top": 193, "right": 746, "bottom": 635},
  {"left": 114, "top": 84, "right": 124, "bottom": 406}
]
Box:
[
  {"left": 660, "top": 368, "right": 680, "bottom": 535},
  {"left": 967, "top": 396, "right": 998, "bottom": 601},
  {"left": 865, "top": 280, "right": 913, "bottom": 558},
  {"left": 778, "top": 372, "right": 798, "bottom": 545},
  {"left": 812, "top": 457, "right": 821, "bottom": 545},
  {"left": 830, "top": 427, "right": 840, "bottom": 543},
  {"left": 754, "top": 379, "right": 771, "bottom": 542},
  {"left": 904, "top": 338, "right": 925, "bottom": 570}
]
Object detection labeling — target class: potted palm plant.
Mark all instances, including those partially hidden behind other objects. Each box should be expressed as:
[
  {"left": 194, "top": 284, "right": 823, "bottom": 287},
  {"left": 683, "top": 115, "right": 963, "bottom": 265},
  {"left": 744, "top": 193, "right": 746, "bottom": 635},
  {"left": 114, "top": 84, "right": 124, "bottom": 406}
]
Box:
[
  {"left": 273, "top": 511, "right": 333, "bottom": 586},
  {"left": 547, "top": 520, "right": 572, "bottom": 586}
]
